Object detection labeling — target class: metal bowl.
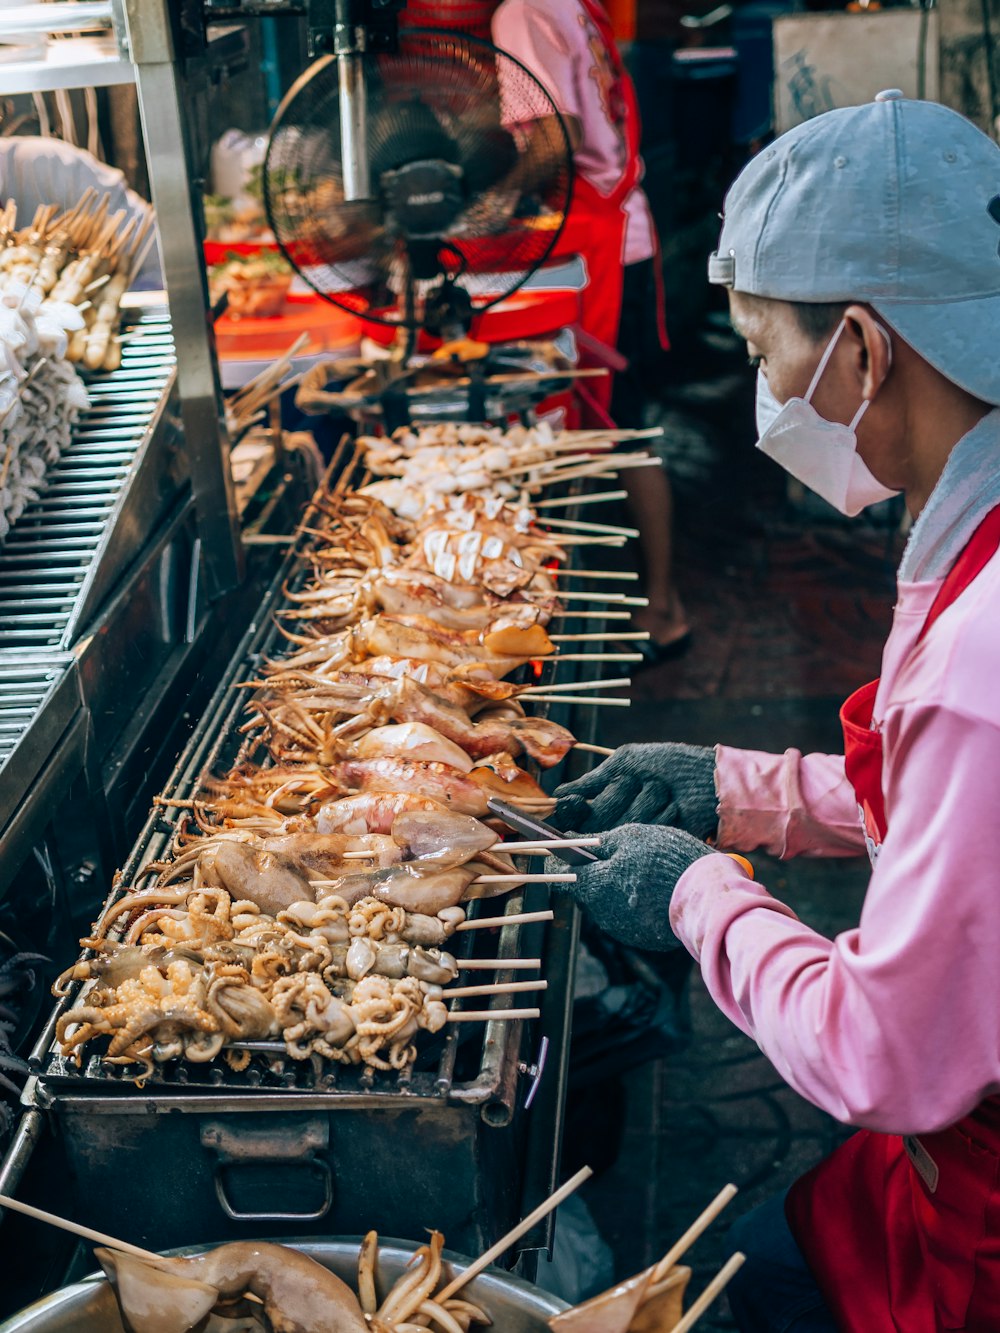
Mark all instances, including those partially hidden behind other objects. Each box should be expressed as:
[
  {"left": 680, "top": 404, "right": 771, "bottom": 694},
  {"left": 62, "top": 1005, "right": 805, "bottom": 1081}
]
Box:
[{"left": 0, "top": 1237, "right": 568, "bottom": 1332}]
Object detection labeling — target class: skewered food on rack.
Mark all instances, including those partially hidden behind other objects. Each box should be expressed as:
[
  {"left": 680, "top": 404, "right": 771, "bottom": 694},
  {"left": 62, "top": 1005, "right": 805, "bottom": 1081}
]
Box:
[
  {"left": 0, "top": 296, "right": 90, "bottom": 542},
  {"left": 56, "top": 886, "right": 467, "bottom": 1075},
  {"left": 50, "top": 412, "right": 638, "bottom": 1086},
  {"left": 0, "top": 193, "right": 154, "bottom": 371}
]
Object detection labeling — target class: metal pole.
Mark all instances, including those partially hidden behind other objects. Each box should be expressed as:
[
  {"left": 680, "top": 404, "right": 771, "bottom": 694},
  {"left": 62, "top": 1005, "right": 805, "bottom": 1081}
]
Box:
[
  {"left": 334, "top": 0, "right": 370, "bottom": 202},
  {"left": 120, "top": 0, "right": 244, "bottom": 599},
  {"left": 337, "top": 48, "right": 371, "bottom": 200}
]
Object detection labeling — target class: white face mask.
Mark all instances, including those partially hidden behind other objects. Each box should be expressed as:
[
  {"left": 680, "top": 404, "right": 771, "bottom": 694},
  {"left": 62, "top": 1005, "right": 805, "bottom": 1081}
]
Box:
[{"left": 754, "top": 319, "right": 899, "bottom": 518}]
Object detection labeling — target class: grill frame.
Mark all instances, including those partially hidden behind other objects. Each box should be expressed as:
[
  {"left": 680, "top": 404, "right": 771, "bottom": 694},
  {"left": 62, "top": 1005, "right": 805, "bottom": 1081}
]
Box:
[
  {"left": 0, "top": 313, "right": 179, "bottom": 659},
  {"left": 20, "top": 443, "right": 592, "bottom": 1258},
  {"left": 30, "top": 439, "right": 568, "bottom": 1116}
]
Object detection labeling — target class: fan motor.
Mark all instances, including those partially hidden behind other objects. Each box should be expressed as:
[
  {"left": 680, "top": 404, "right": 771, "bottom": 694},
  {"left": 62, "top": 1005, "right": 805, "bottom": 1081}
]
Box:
[{"left": 380, "top": 159, "right": 465, "bottom": 247}]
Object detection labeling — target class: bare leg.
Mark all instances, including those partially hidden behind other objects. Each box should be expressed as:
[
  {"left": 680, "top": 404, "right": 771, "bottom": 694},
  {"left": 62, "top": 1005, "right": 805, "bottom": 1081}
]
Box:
[{"left": 623, "top": 463, "right": 689, "bottom": 647}]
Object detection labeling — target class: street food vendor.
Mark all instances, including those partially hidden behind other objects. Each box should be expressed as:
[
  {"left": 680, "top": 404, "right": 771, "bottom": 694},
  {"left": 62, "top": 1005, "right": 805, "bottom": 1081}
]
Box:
[
  {"left": 492, "top": 0, "right": 689, "bottom": 658},
  {"left": 552, "top": 91, "right": 1000, "bottom": 1330}
]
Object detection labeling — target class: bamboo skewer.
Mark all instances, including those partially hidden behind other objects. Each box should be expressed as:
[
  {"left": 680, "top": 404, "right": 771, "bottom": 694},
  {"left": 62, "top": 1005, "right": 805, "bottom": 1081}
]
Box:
[
  {"left": 497, "top": 838, "right": 600, "bottom": 851},
  {"left": 669, "top": 1254, "right": 747, "bottom": 1333},
  {"left": 472, "top": 873, "right": 577, "bottom": 884},
  {"left": 454, "top": 910, "right": 555, "bottom": 929},
  {"left": 448, "top": 1008, "right": 540, "bottom": 1022},
  {"left": 524, "top": 695, "right": 630, "bottom": 707},
  {"left": 574, "top": 742, "right": 616, "bottom": 757},
  {"left": 535, "top": 490, "right": 628, "bottom": 509},
  {"left": 445, "top": 980, "right": 547, "bottom": 999},
  {"left": 0, "top": 1194, "right": 163, "bottom": 1265},
  {"left": 550, "top": 652, "right": 644, "bottom": 663},
  {"left": 540, "top": 517, "right": 640, "bottom": 537},
  {"left": 550, "top": 631, "right": 649, "bottom": 642},
  {"left": 552, "top": 569, "right": 639, "bottom": 581},
  {"left": 552, "top": 591, "right": 648, "bottom": 605},
  {"left": 457, "top": 958, "right": 541, "bottom": 971},
  {"left": 650, "top": 1184, "right": 739, "bottom": 1282},
  {"left": 520, "top": 677, "right": 631, "bottom": 693},
  {"left": 435, "top": 1166, "right": 594, "bottom": 1302},
  {"left": 550, "top": 609, "right": 633, "bottom": 620}
]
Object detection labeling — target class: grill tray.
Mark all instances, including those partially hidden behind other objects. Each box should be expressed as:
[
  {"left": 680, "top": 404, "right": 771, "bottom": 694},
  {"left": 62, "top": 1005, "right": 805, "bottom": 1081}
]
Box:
[
  {"left": 0, "top": 312, "right": 177, "bottom": 657},
  {"left": 31, "top": 439, "right": 566, "bottom": 1113}
]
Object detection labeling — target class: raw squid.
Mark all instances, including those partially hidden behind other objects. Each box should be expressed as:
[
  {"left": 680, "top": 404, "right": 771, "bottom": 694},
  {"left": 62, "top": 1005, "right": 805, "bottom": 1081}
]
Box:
[{"left": 97, "top": 1242, "right": 370, "bottom": 1333}]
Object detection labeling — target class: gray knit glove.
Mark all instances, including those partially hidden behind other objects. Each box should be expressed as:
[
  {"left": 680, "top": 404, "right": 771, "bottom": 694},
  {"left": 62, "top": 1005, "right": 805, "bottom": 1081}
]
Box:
[
  {"left": 554, "top": 743, "right": 718, "bottom": 836},
  {"left": 548, "top": 823, "right": 717, "bottom": 950}
]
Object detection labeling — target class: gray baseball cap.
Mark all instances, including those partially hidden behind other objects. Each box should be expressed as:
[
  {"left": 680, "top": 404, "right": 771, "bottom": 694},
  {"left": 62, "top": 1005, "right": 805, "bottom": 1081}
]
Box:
[{"left": 708, "top": 91, "right": 1000, "bottom": 405}]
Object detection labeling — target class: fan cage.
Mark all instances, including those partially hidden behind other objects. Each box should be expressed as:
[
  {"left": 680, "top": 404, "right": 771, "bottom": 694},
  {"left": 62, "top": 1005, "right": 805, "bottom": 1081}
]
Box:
[{"left": 264, "top": 29, "right": 573, "bottom": 328}]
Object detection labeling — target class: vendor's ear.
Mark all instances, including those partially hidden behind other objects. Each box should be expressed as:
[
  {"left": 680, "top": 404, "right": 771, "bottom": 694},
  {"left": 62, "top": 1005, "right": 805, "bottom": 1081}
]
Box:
[{"left": 844, "top": 305, "right": 893, "bottom": 400}]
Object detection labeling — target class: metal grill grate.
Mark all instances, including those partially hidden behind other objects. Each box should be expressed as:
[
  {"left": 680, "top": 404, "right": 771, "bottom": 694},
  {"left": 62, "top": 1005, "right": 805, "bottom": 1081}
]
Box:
[
  {"left": 0, "top": 313, "right": 175, "bottom": 655},
  {"left": 34, "top": 441, "right": 566, "bottom": 1110},
  {"left": 0, "top": 663, "right": 65, "bottom": 767}
]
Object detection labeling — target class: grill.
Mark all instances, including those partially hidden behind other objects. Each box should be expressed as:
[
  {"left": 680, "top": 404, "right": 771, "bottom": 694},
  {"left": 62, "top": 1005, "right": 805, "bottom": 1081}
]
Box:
[
  {"left": 23, "top": 441, "right": 593, "bottom": 1258},
  {"left": 0, "top": 313, "right": 185, "bottom": 864},
  {"left": 0, "top": 666, "right": 66, "bottom": 769},
  {"left": 0, "top": 313, "right": 177, "bottom": 656}
]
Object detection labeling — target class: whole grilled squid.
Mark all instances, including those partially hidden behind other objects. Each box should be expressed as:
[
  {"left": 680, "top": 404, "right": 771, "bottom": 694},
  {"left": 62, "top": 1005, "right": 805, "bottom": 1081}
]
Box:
[{"left": 97, "top": 1241, "right": 377, "bottom": 1333}]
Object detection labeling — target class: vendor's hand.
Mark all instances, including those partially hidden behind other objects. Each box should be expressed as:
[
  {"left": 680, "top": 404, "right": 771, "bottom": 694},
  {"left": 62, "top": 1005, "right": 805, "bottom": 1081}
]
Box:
[
  {"left": 554, "top": 743, "right": 718, "bottom": 836},
  {"left": 546, "top": 823, "right": 717, "bottom": 950}
]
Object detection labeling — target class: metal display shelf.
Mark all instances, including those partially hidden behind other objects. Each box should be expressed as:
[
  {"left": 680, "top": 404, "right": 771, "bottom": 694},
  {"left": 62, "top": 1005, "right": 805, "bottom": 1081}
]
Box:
[
  {"left": 0, "top": 313, "right": 179, "bottom": 658},
  {"left": 0, "top": 36, "right": 133, "bottom": 94}
]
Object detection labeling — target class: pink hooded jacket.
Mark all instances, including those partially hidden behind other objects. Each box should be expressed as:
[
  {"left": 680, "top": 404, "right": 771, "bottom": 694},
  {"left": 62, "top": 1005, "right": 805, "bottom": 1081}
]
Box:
[{"left": 670, "top": 410, "right": 1000, "bottom": 1136}]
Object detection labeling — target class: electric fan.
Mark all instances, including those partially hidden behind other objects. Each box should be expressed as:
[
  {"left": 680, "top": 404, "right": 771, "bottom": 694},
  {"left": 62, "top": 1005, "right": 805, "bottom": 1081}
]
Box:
[{"left": 263, "top": 27, "right": 573, "bottom": 347}]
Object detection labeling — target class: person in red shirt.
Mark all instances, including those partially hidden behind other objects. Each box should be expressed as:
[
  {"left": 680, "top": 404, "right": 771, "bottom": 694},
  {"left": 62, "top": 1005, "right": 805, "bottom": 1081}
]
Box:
[{"left": 493, "top": 0, "right": 689, "bottom": 657}]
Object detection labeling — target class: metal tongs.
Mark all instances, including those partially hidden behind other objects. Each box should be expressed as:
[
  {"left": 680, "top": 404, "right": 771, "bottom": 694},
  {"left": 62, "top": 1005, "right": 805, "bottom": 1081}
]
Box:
[{"left": 486, "top": 797, "right": 600, "bottom": 866}]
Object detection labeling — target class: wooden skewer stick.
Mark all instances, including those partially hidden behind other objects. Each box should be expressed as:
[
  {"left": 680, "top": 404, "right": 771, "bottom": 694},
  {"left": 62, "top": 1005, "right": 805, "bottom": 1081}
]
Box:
[
  {"left": 535, "top": 490, "right": 628, "bottom": 509},
  {"left": 435, "top": 1166, "right": 594, "bottom": 1303},
  {"left": 445, "top": 980, "right": 548, "bottom": 999},
  {"left": 540, "top": 517, "right": 640, "bottom": 537},
  {"left": 552, "top": 591, "right": 648, "bottom": 605},
  {"left": 505, "top": 848, "right": 563, "bottom": 857},
  {"left": 550, "top": 631, "right": 650, "bottom": 642},
  {"left": 498, "top": 838, "right": 601, "bottom": 850},
  {"left": 455, "top": 910, "right": 555, "bottom": 930},
  {"left": 473, "top": 873, "right": 577, "bottom": 884},
  {"left": 574, "top": 742, "right": 616, "bottom": 757},
  {"left": 668, "top": 1254, "right": 747, "bottom": 1333},
  {"left": 0, "top": 1193, "right": 163, "bottom": 1265},
  {"left": 548, "top": 536, "right": 626, "bottom": 548},
  {"left": 550, "top": 653, "right": 644, "bottom": 663},
  {"left": 538, "top": 427, "right": 660, "bottom": 445},
  {"left": 550, "top": 609, "right": 633, "bottom": 620},
  {"left": 650, "top": 1184, "right": 739, "bottom": 1282},
  {"left": 520, "top": 677, "right": 631, "bottom": 693},
  {"left": 448, "top": 1008, "right": 540, "bottom": 1022},
  {"left": 524, "top": 695, "right": 630, "bottom": 707},
  {"left": 458, "top": 958, "right": 541, "bottom": 971},
  {"left": 552, "top": 569, "right": 639, "bottom": 581},
  {"left": 557, "top": 426, "right": 663, "bottom": 443}
]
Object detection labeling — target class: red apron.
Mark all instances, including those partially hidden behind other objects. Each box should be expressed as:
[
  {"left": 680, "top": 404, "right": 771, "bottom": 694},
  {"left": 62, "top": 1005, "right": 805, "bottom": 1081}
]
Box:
[
  {"left": 549, "top": 0, "right": 666, "bottom": 424},
  {"left": 786, "top": 504, "right": 1000, "bottom": 1331}
]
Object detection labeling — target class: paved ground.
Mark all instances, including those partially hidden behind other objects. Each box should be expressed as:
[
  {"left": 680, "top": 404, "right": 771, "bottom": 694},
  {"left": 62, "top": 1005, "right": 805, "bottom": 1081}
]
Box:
[{"left": 565, "top": 339, "right": 901, "bottom": 1327}]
